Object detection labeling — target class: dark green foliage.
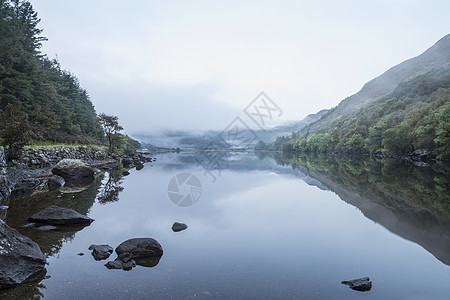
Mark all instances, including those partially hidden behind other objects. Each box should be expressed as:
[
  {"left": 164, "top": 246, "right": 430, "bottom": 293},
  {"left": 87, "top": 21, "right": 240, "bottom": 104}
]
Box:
[
  {"left": 254, "top": 136, "right": 290, "bottom": 151},
  {"left": 0, "top": 0, "right": 103, "bottom": 144},
  {"left": 111, "top": 133, "right": 141, "bottom": 155},
  {"left": 281, "top": 67, "right": 450, "bottom": 159},
  {"left": 97, "top": 113, "right": 123, "bottom": 154},
  {"left": 282, "top": 153, "right": 450, "bottom": 220},
  {"left": 0, "top": 103, "right": 31, "bottom": 159}
]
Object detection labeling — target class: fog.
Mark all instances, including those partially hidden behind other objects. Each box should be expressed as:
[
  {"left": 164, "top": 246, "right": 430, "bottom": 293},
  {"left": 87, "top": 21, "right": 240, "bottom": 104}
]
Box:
[{"left": 29, "top": 0, "right": 450, "bottom": 136}]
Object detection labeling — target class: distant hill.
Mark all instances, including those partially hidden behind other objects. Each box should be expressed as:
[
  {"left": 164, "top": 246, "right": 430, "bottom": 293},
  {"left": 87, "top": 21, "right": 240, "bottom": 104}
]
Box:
[
  {"left": 283, "top": 34, "right": 450, "bottom": 159},
  {"left": 254, "top": 109, "right": 329, "bottom": 142},
  {"left": 135, "top": 110, "right": 329, "bottom": 150},
  {"left": 301, "top": 34, "right": 450, "bottom": 136}
]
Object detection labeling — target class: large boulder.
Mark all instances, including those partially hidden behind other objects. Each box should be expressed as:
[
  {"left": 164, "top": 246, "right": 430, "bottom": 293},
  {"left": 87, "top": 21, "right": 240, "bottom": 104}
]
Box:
[
  {"left": 0, "top": 220, "right": 46, "bottom": 290},
  {"left": 52, "top": 159, "right": 94, "bottom": 179},
  {"left": 28, "top": 205, "right": 94, "bottom": 225},
  {"left": 115, "top": 238, "right": 163, "bottom": 258}
]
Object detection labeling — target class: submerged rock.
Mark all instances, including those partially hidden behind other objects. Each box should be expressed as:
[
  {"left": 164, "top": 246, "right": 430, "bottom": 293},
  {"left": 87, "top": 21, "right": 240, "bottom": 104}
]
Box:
[
  {"left": 59, "top": 177, "right": 94, "bottom": 193},
  {"left": 89, "top": 244, "right": 113, "bottom": 261},
  {"left": 121, "top": 158, "right": 135, "bottom": 168},
  {"left": 172, "top": 222, "right": 188, "bottom": 232},
  {"left": 104, "top": 260, "right": 123, "bottom": 270},
  {"left": 47, "top": 175, "right": 65, "bottom": 191},
  {"left": 36, "top": 225, "right": 57, "bottom": 231},
  {"left": 52, "top": 159, "right": 94, "bottom": 179},
  {"left": 28, "top": 205, "right": 94, "bottom": 225},
  {"left": 341, "top": 277, "right": 372, "bottom": 292},
  {"left": 13, "top": 178, "right": 40, "bottom": 196},
  {"left": 0, "top": 220, "right": 46, "bottom": 290}
]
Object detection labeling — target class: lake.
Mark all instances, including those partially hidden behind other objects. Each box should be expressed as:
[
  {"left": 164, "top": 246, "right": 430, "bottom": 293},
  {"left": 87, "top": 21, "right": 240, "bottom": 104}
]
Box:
[{"left": 1, "top": 152, "right": 450, "bottom": 299}]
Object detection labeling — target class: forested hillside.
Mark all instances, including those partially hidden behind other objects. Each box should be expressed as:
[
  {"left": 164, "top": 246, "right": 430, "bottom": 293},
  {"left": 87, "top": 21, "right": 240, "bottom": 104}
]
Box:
[
  {"left": 281, "top": 35, "right": 450, "bottom": 159},
  {"left": 0, "top": 0, "right": 103, "bottom": 143}
]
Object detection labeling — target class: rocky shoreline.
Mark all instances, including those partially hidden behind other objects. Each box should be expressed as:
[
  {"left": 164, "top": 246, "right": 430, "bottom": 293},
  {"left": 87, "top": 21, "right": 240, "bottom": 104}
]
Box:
[
  {"left": 0, "top": 146, "right": 155, "bottom": 290},
  {"left": 0, "top": 146, "right": 151, "bottom": 205}
]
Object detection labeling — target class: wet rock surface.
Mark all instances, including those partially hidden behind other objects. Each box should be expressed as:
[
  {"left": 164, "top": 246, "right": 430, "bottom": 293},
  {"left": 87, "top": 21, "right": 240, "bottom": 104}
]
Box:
[
  {"left": 115, "top": 238, "right": 163, "bottom": 258},
  {"left": 105, "top": 238, "right": 163, "bottom": 271},
  {"left": 341, "top": 277, "right": 372, "bottom": 292},
  {"left": 52, "top": 159, "right": 95, "bottom": 179},
  {"left": 172, "top": 222, "right": 188, "bottom": 232},
  {"left": 89, "top": 244, "right": 113, "bottom": 261},
  {"left": 47, "top": 175, "right": 65, "bottom": 191},
  {"left": 0, "top": 220, "right": 46, "bottom": 290},
  {"left": 28, "top": 205, "right": 94, "bottom": 225},
  {"left": 12, "top": 178, "right": 40, "bottom": 196}
]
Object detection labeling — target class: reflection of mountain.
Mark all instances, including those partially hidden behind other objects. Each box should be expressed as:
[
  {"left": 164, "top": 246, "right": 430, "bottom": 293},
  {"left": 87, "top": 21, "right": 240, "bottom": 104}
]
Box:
[
  {"left": 172, "top": 150, "right": 450, "bottom": 266},
  {"left": 279, "top": 153, "right": 450, "bottom": 265}
]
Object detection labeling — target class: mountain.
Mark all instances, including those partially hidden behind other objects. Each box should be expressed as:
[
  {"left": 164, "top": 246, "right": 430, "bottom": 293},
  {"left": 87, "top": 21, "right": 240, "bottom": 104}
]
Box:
[
  {"left": 254, "top": 109, "right": 329, "bottom": 142},
  {"left": 283, "top": 34, "right": 450, "bottom": 159},
  {"left": 302, "top": 34, "right": 450, "bottom": 135},
  {"left": 135, "top": 110, "right": 329, "bottom": 150}
]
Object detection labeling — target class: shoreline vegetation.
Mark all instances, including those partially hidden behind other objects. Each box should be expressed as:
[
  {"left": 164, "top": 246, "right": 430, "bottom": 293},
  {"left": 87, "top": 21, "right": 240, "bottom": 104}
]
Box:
[
  {"left": 257, "top": 35, "right": 450, "bottom": 160},
  {"left": 0, "top": 0, "right": 140, "bottom": 162}
]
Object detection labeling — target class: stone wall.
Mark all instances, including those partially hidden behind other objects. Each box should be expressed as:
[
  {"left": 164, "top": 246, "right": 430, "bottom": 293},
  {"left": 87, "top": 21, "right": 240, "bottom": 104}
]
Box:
[
  {"left": 0, "top": 147, "right": 9, "bottom": 204},
  {"left": 12, "top": 147, "right": 108, "bottom": 169}
]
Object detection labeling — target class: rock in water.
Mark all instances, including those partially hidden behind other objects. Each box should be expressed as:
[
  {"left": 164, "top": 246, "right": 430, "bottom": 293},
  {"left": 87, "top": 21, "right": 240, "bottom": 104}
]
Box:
[
  {"left": 104, "top": 260, "right": 123, "bottom": 270},
  {"left": 341, "top": 277, "right": 372, "bottom": 291},
  {"left": 0, "top": 220, "right": 46, "bottom": 290},
  {"left": 47, "top": 175, "right": 65, "bottom": 191},
  {"left": 13, "top": 178, "right": 40, "bottom": 196},
  {"left": 89, "top": 244, "right": 113, "bottom": 261},
  {"left": 115, "top": 238, "right": 163, "bottom": 258},
  {"left": 36, "top": 225, "right": 57, "bottom": 231},
  {"left": 28, "top": 205, "right": 94, "bottom": 225},
  {"left": 172, "top": 222, "right": 188, "bottom": 232},
  {"left": 105, "top": 238, "right": 163, "bottom": 271},
  {"left": 52, "top": 159, "right": 94, "bottom": 179}
]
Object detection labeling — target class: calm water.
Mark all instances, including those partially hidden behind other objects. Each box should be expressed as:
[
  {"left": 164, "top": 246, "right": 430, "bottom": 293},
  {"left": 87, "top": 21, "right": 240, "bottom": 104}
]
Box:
[{"left": 1, "top": 152, "right": 450, "bottom": 299}]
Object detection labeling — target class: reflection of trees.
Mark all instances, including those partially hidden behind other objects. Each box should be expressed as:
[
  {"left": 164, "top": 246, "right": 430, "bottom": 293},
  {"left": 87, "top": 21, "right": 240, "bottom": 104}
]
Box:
[
  {"left": 96, "top": 171, "right": 124, "bottom": 205},
  {"left": 5, "top": 174, "right": 105, "bottom": 257},
  {"left": 1, "top": 174, "right": 105, "bottom": 298},
  {"left": 0, "top": 269, "right": 48, "bottom": 300},
  {"left": 280, "top": 153, "right": 450, "bottom": 265}
]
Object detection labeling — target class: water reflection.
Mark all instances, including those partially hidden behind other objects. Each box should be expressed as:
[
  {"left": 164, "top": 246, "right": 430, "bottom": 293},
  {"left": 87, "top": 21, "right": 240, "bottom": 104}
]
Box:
[
  {"left": 1, "top": 152, "right": 450, "bottom": 299},
  {"left": 276, "top": 152, "right": 450, "bottom": 265},
  {"left": 0, "top": 269, "right": 48, "bottom": 300},
  {"left": 0, "top": 173, "right": 105, "bottom": 298},
  {"left": 96, "top": 170, "right": 125, "bottom": 205}
]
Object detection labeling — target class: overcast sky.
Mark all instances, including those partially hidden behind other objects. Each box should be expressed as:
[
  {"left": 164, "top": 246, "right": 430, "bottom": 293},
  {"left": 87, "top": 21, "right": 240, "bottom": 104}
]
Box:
[{"left": 30, "top": 0, "right": 450, "bottom": 135}]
